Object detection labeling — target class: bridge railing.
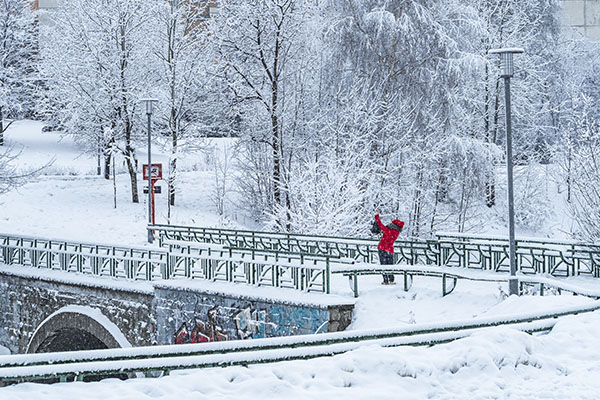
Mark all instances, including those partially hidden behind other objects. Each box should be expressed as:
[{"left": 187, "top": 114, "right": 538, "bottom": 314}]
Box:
[
  {"left": 0, "top": 234, "right": 166, "bottom": 281},
  {"left": 154, "top": 224, "right": 379, "bottom": 261},
  {"left": 152, "top": 224, "right": 600, "bottom": 278},
  {"left": 163, "top": 240, "right": 352, "bottom": 293},
  {"left": 0, "top": 233, "right": 348, "bottom": 294}
]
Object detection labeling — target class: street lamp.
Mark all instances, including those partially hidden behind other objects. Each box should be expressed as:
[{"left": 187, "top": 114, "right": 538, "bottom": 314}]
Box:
[
  {"left": 141, "top": 98, "right": 158, "bottom": 243},
  {"left": 488, "top": 47, "right": 524, "bottom": 296}
]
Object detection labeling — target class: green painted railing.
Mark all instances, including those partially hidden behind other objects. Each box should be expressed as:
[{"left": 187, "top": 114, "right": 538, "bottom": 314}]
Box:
[
  {"left": 164, "top": 240, "right": 349, "bottom": 293},
  {"left": 0, "top": 234, "right": 166, "bottom": 281},
  {"left": 2, "top": 300, "right": 599, "bottom": 384},
  {"left": 152, "top": 225, "right": 600, "bottom": 278},
  {"left": 0, "top": 234, "right": 346, "bottom": 294}
]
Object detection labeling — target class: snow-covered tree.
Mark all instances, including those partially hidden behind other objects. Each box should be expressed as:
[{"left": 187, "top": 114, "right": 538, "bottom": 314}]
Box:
[
  {"left": 323, "top": 0, "right": 486, "bottom": 236},
  {"left": 152, "top": 0, "right": 211, "bottom": 214},
  {"left": 567, "top": 120, "right": 600, "bottom": 241},
  {"left": 208, "top": 0, "right": 323, "bottom": 230},
  {"left": 42, "top": 0, "right": 157, "bottom": 203},
  {"left": 0, "top": 0, "right": 39, "bottom": 145},
  {"left": 0, "top": 144, "right": 24, "bottom": 192}
]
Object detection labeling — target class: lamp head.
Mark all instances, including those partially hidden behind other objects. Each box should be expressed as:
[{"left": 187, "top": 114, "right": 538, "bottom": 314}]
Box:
[
  {"left": 488, "top": 48, "right": 524, "bottom": 78},
  {"left": 140, "top": 98, "right": 159, "bottom": 115}
]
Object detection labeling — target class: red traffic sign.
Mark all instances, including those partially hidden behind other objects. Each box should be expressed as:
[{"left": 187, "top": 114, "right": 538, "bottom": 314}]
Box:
[{"left": 143, "top": 163, "right": 163, "bottom": 180}]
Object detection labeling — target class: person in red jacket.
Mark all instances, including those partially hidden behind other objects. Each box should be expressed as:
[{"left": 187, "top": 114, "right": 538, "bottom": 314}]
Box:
[{"left": 375, "top": 212, "right": 404, "bottom": 284}]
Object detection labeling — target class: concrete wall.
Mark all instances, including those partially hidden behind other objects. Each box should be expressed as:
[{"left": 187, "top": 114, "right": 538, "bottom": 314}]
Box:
[
  {"left": 154, "top": 284, "right": 353, "bottom": 345},
  {"left": 0, "top": 269, "right": 353, "bottom": 354}
]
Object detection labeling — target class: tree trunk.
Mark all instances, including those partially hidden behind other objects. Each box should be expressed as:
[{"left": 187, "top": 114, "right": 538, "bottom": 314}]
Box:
[
  {"left": 125, "top": 155, "right": 138, "bottom": 203},
  {"left": 272, "top": 112, "right": 282, "bottom": 212},
  {"left": 410, "top": 167, "right": 424, "bottom": 237},
  {"left": 123, "top": 119, "right": 138, "bottom": 203},
  {"left": 104, "top": 151, "right": 111, "bottom": 180},
  {"left": 119, "top": 25, "right": 138, "bottom": 204},
  {"left": 567, "top": 145, "right": 572, "bottom": 203},
  {"left": 169, "top": 114, "right": 177, "bottom": 207},
  {"left": 112, "top": 153, "right": 117, "bottom": 209},
  {"left": 430, "top": 165, "right": 447, "bottom": 233},
  {"left": 271, "top": 48, "right": 284, "bottom": 229},
  {"left": 0, "top": 107, "right": 4, "bottom": 146}
]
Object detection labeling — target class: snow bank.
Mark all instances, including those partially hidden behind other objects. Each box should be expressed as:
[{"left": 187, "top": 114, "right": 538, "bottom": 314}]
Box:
[{"left": 1, "top": 311, "right": 600, "bottom": 399}]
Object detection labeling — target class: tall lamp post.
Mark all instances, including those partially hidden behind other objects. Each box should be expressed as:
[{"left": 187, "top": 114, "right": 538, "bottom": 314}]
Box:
[
  {"left": 488, "top": 48, "right": 524, "bottom": 296},
  {"left": 141, "top": 98, "right": 158, "bottom": 243}
]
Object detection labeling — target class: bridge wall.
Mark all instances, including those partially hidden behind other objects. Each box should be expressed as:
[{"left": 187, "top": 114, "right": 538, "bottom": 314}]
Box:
[
  {"left": 0, "top": 269, "right": 155, "bottom": 354},
  {"left": 0, "top": 268, "right": 353, "bottom": 354},
  {"left": 154, "top": 283, "right": 353, "bottom": 345}
]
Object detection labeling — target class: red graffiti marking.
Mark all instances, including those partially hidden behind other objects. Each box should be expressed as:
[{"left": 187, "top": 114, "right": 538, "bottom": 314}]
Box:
[{"left": 175, "top": 309, "right": 228, "bottom": 344}]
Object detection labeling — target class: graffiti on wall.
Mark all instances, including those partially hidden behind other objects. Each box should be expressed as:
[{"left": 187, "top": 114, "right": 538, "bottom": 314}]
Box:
[
  {"left": 234, "top": 307, "right": 267, "bottom": 339},
  {"left": 174, "top": 305, "right": 270, "bottom": 344},
  {"left": 174, "top": 307, "right": 228, "bottom": 344}
]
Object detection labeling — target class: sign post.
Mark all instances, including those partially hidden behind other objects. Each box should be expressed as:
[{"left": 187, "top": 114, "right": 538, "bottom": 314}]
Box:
[
  {"left": 142, "top": 98, "right": 159, "bottom": 243},
  {"left": 143, "top": 163, "right": 162, "bottom": 238}
]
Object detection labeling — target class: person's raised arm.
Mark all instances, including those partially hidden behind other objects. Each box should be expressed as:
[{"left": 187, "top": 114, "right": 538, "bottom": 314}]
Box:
[{"left": 375, "top": 213, "right": 389, "bottom": 233}]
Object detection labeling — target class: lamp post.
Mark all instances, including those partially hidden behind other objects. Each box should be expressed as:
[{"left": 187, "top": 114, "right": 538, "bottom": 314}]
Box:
[
  {"left": 141, "top": 98, "right": 158, "bottom": 243},
  {"left": 488, "top": 48, "right": 523, "bottom": 296}
]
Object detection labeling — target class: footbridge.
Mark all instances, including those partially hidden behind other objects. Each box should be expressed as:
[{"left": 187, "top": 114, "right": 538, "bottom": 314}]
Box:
[
  {"left": 0, "top": 232, "right": 355, "bottom": 356},
  {"left": 1, "top": 225, "right": 600, "bottom": 384}
]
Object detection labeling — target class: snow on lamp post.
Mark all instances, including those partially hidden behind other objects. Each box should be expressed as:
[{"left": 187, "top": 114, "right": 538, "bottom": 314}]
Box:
[
  {"left": 488, "top": 48, "right": 524, "bottom": 296},
  {"left": 141, "top": 98, "right": 158, "bottom": 243}
]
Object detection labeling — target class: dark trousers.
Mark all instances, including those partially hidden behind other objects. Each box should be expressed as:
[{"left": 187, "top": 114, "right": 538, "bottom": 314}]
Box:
[{"left": 378, "top": 249, "right": 395, "bottom": 283}]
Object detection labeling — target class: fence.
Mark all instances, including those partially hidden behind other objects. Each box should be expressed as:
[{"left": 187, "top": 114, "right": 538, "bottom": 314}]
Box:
[
  {"left": 0, "top": 234, "right": 165, "bottom": 281},
  {"left": 3, "top": 227, "right": 599, "bottom": 297},
  {"left": 0, "top": 233, "right": 347, "bottom": 294},
  {"left": 153, "top": 224, "right": 600, "bottom": 278},
  {"left": 163, "top": 240, "right": 345, "bottom": 293}
]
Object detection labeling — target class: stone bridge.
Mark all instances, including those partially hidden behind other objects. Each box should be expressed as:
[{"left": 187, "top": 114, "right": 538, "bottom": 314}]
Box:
[{"left": 0, "top": 266, "right": 353, "bottom": 355}]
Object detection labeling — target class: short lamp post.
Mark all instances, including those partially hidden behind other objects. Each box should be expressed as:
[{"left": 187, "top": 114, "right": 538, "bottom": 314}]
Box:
[
  {"left": 141, "top": 98, "right": 158, "bottom": 244},
  {"left": 488, "top": 48, "right": 524, "bottom": 296}
]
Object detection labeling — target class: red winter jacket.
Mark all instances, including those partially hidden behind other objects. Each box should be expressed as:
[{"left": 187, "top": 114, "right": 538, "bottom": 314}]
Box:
[{"left": 375, "top": 214, "right": 402, "bottom": 253}]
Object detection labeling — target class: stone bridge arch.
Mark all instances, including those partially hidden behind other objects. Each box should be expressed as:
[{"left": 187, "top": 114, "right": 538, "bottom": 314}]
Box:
[{"left": 27, "top": 305, "right": 131, "bottom": 354}]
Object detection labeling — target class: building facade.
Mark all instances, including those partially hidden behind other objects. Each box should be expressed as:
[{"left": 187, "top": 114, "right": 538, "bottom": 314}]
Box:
[{"left": 561, "top": 0, "right": 600, "bottom": 39}]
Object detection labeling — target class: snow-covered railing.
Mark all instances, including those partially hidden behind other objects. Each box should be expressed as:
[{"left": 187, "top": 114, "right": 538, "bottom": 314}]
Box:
[
  {"left": 2, "top": 300, "right": 599, "bottom": 384},
  {"left": 0, "top": 233, "right": 166, "bottom": 281},
  {"left": 0, "top": 234, "right": 350, "bottom": 294},
  {"left": 434, "top": 232, "right": 600, "bottom": 277},
  {"left": 152, "top": 224, "right": 600, "bottom": 278},
  {"left": 163, "top": 240, "right": 356, "bottom": 293},
  {"left": 332, "top": 263, "right": 600, "bottom": 298}
]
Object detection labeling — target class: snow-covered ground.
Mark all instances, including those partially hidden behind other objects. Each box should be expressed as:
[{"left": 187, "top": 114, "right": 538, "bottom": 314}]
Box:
[
  {"left": 0, "top": 120, "right": 244, "bottom": 245},
  {"left": 1, "top": 121, "right": 600, "bottom": 399},
  {"left": 1, "top": 305, "right": 600, "bottom": 399}
]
